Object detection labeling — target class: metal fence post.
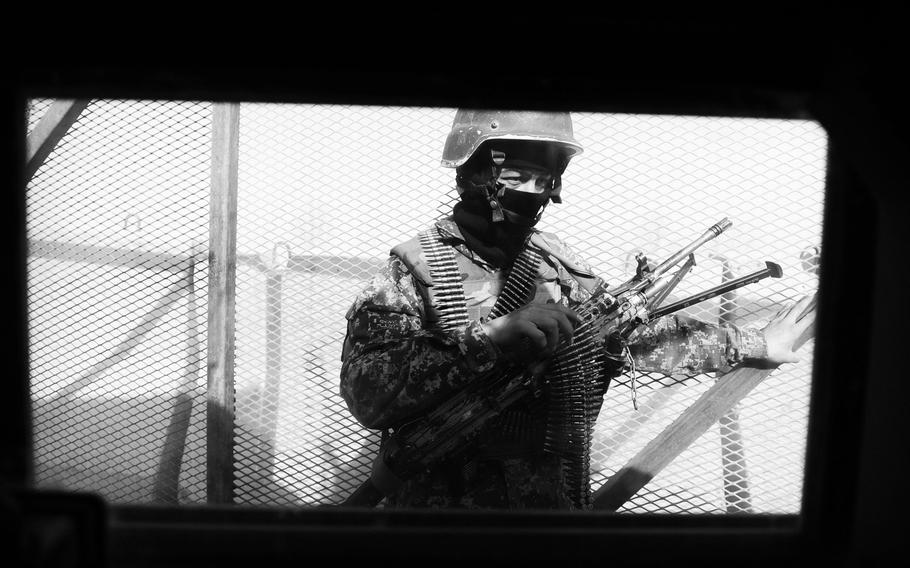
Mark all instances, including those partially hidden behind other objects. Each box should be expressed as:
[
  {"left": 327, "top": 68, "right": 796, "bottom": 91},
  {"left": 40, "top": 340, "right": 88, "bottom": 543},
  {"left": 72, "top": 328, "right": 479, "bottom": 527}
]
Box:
[
  {"left": 153, "top": 247, "right": 202, "bottom": 504},
  {"left": 207, "top": 103, "right": 240, "bottom": 504},
  {"left": 715, "top": 256, "right": 754, "bottom": 513},
  {"left": 264, "top": 271, "right": 283, "bottom": 447}
]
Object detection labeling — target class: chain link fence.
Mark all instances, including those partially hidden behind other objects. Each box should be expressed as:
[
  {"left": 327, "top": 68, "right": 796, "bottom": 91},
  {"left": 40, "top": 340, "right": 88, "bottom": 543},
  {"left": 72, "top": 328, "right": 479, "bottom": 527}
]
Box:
[
  {"left": 26, "top": 100, "right": 824, "bottom": 513},
  {"left": 27, "top": 99, "right": 211, "bottom": 505}
]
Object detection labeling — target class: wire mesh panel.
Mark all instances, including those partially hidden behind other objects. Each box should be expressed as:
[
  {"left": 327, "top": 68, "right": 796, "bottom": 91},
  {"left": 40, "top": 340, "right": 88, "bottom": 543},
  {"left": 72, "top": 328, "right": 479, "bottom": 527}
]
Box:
[
  {"left": 25, "top": 100, "right": 824, "bottom": 513},
  {"left": 231, "top": 105, "right": 824, "bottom": 512},
  {"left": 567, "top": 114, "right": 824, "bottom": 513},
  {"left": 26, "top": 99, "right": 211, "bottom": 505},
  {"left": 232, "top": 105, "right": 456, "bottom": 505}
]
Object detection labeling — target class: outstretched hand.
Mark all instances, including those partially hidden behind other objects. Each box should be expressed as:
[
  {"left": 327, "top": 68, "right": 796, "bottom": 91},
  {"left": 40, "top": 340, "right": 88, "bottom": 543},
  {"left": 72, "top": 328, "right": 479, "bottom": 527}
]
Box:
[
  {"left": 762, "top": 293, "right": 817, "bottom": 365},
  {"left": 482, "top": 302, "right": 581, "bottom": 365}
]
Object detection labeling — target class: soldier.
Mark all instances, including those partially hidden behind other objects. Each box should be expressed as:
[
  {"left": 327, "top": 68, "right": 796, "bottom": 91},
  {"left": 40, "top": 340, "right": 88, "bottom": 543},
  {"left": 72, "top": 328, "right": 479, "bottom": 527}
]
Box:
[{"left": 339, "top": 109, "right": 813, "bottom": 510}]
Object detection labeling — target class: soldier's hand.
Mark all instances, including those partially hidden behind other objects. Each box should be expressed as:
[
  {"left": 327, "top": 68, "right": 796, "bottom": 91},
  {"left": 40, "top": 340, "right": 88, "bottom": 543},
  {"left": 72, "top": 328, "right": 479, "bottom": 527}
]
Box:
[
  {"left": 762, "top": 293, "right": 816, "bottom": 365},
  {"left": 481, "top": 302, "right": 581, "bottom": 364}
]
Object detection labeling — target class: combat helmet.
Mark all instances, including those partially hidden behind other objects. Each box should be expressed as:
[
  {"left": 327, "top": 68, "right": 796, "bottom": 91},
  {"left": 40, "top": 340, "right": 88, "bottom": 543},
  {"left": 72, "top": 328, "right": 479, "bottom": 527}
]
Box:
[{"left": 441, "top": 109, "right": 583, "bottom": 172}]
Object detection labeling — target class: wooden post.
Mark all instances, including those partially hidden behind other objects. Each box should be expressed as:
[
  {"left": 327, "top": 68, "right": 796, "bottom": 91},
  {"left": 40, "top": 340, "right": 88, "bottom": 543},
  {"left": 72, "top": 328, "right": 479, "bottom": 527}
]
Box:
[
  {"left": 25, "top": 99, "right": 90, "bottom": 183},
  {"left": 592, "top": 309, "right": 816, "bottom": 511},
  {"left": 207, "top": 103, "right": 240, "bottom": 504}
]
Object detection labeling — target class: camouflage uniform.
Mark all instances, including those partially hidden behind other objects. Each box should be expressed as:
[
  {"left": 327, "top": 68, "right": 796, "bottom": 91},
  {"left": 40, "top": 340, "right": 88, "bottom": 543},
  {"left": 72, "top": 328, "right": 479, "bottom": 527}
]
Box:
[{"left": 340, "top": 217, "right": 767, "bottom": 510}]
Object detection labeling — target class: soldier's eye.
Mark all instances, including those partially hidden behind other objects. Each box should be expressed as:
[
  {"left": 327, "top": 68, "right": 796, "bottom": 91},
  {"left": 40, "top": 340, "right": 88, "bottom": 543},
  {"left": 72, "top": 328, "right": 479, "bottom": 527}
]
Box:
[{"left": 498, "top": 170, "right": 530, "bottom": 185}]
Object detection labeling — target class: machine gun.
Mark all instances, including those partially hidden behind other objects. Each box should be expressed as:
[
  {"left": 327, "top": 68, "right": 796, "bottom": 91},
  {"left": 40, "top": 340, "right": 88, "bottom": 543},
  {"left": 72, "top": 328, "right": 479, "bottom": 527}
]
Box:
[{"left": 342, "top": 218, "right": 782, "bottom": 508}]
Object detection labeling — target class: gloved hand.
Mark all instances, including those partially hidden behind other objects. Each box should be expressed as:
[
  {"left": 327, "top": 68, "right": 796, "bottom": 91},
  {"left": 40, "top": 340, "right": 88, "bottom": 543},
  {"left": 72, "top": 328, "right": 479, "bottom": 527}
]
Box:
[{"left": 482, "top": 302, "right": 581, "bottom": 365}]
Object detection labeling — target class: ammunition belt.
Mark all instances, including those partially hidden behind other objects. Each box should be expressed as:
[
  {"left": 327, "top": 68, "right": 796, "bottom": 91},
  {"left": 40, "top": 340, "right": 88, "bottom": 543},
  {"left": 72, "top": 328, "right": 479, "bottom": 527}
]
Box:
[
  {"left": 418, "top": 227, "right": 542, "bottom": 331},
  {"left": 474, "top": 400, "right": 547, "bottom": 460},
  {"left": 419, "top": 227, "right": 470, "bottom": 332},
  {"left": 486, "top": 247, "right": 543, "bottom": 320},
  {"left": 544, "top": 322, "right": 603, "bottom": 510}
]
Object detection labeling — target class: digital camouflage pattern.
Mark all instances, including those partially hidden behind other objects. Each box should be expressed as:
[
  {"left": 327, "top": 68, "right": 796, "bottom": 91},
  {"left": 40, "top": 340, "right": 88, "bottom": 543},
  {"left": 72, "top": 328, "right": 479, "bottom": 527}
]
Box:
[{"left": 340, "top": 217, "right": 767, "bottom": 509}]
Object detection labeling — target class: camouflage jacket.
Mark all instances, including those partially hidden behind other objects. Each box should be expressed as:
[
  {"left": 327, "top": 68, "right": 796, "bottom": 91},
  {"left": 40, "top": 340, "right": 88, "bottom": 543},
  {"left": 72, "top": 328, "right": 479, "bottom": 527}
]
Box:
[{"left": 340, "top": 217, "right": 766, "bottom": 509}]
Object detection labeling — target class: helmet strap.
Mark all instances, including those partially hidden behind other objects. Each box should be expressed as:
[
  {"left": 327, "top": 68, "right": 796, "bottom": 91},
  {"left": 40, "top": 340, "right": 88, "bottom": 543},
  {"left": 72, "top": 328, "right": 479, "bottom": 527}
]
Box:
[
  {"left": 486, "top": 187, "right": 506, "bottom": 222},
  {"left": 485, "top": 148, "right": 507, "bottom": 222}
]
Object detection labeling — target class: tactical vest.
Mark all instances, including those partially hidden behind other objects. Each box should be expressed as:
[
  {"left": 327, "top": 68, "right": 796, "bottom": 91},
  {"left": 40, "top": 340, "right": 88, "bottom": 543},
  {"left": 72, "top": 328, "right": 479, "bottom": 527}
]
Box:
[{"left": 390, "top": 222, "right": 606, "bottom": 509}]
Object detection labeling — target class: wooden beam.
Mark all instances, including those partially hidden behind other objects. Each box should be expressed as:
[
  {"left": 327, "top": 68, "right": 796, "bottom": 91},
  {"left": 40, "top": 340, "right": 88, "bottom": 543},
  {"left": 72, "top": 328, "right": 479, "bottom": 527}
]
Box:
[
  {"left": 27, "top": 238, "right": 381, "bottom": 279},
  {"left": 41, "top": 275, "right": 188, "bottom": 404},
  {"left": 28, "top": 238, "right": 196, "bottom": 274},
  {"left": 592, "top": 305, "right": 817, "bottom": 511},
  {"left": 206, "top": 103, "right": 240, "bottom": 505},
  {"left": 25, "top": 100, "right": 90, "bottom": 184}
]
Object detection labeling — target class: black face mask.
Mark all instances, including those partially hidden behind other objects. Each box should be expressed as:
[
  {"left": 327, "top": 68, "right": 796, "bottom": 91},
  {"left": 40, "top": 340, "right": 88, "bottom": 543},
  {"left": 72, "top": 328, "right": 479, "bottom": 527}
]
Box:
[
  {"left": 452, "top": 195, "right": 532, "bottom": 268},
  {"left": 498, "top": 187, "right": 550, "bottom": 226}
]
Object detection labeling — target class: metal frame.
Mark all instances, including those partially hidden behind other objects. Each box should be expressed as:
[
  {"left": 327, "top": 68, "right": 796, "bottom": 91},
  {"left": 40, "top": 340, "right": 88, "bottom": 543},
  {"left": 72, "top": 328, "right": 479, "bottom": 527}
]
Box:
[{"left": 24, "top": 98, "right": 815, "bottom": 513}]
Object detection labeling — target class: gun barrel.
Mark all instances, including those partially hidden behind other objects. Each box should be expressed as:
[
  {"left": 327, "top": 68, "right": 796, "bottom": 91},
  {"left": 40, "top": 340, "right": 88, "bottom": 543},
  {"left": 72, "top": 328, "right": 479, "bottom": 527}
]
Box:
[
  {"left": 648, "top": 217, "right": 732, "bottom": 280},
  {"left": 647, "top": 261, "right": 782, "bottom": 321}
]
